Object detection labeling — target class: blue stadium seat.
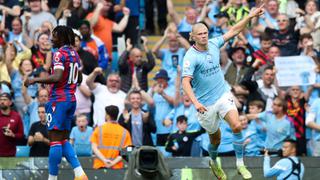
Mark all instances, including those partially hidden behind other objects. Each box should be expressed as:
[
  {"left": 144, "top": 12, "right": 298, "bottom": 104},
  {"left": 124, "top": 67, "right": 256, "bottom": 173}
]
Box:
[{"left": 16, "top": 146, "right": 30, "bottom": 157}]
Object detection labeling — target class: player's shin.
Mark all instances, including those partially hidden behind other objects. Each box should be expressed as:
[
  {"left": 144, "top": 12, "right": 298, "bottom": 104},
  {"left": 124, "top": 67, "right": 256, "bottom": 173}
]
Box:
[
  {"left": 49, "top": 141, "right": 63, "bottom": 178},
  {"left": 61, "top": 140, "right": 85, "bottom": 177},
  {"left": 208, "top": 131, "right": 220, "bottom": 162},
  {"left": 232, "top": 132, "right": 244, "bottom": 166}
]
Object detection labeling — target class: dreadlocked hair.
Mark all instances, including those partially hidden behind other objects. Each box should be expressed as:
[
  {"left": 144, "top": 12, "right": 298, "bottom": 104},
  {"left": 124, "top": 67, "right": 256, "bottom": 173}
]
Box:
[{"left": 52, "top": 25, "right": 75, "bottom": 46}]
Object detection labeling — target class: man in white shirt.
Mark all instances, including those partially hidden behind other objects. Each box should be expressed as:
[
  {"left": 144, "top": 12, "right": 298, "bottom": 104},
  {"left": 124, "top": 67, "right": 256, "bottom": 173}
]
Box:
[
  {"left": 256, "top": 66, "right": 278, "bottom": 111},
  {"left": 86, "top": 67, "right": 126, "bottom": 126}
]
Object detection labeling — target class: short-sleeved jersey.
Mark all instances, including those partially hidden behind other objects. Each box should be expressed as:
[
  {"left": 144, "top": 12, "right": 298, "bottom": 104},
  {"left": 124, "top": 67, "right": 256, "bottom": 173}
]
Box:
[
  {"left": 50, "top": 46, "right": 80, "bottom": 102},
  {"left": 182, "top": 36, "right": 229, "bottom": 106}
]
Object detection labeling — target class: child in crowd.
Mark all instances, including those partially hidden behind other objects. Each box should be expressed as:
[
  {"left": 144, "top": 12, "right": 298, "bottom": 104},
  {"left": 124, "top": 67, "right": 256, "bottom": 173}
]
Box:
[
  {"left": 165, "top": 115, "right": 205, "bottom": 156},
  {"left": 247, "top": 100, "right": 267, "bottom": 150},
  {"left": 70, "top": 114, "right": 93, "bottom": 156}
]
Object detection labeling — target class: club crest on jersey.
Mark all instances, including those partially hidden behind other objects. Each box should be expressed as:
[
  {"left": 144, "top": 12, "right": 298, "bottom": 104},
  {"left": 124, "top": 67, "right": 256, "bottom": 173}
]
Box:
[
  {"left": 52, "top": 104, "right": 56, "bottom": 112},
  {"left": 70, "top": 51, "right": 75, "bottom": 56},
  {"left": 206, "top": 54, "right": 213, "bottom": 63}
]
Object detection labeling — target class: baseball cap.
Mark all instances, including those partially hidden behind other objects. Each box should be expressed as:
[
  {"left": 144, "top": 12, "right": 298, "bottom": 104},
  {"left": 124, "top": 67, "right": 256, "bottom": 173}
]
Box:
[{"left": 153, "top": 69, "right": 170, "bottom": 81}]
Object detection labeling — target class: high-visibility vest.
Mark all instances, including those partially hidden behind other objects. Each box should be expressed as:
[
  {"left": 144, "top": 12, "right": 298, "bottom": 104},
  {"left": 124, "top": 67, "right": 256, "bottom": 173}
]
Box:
[{"left": 92, "top": 122, "right": 132, "bottom": 169}]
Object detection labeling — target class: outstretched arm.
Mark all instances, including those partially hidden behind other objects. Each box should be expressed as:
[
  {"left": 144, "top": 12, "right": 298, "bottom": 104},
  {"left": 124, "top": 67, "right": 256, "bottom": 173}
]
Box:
[
  {"left": 167, "top": 0, "right": 181, "bottom": 25},
  {"left": 223, "top": 4, "right": 264, "bottom": 42}
]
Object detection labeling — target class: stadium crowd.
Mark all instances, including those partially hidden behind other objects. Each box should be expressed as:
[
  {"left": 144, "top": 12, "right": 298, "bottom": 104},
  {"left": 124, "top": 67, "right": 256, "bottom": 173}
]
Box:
[{"left": 0, "top": 0, "right": 320, "bottom": 170}]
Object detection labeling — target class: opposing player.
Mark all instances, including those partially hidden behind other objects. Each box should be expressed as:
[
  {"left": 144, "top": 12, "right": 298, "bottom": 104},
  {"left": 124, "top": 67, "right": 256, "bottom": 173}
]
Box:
[
  {"left": 181, "top": 5, "right": 265, "bottom": 180},
  {"left": 24, "top": 26, "right": 87, "bottom": 180}
]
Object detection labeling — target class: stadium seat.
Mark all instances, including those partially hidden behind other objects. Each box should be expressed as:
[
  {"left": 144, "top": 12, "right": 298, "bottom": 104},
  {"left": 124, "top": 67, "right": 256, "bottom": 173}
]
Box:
[{"left": 16, "top": 146, "right": 30, "bottom": 157}]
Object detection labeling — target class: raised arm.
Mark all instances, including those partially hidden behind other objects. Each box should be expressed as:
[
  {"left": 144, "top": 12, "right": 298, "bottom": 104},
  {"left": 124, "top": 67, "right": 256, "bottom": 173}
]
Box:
[
  {"left": 0, "top": 4, "right": 20, "bottom": 17},
  {"left": 86, "top": 67, "right": 103, "bottom": 90},
  {"left": 88, "top": 2, "right": 104, "bottom": 28},
  {"left": 152, "top": 32, "right": 167, "bottom": 58},
  {"left": 112, "top": 7, "right": 130, "bottom": 33},
  {"left": 4, "top": 43, "right": 15, "bottom": 75},
  {"left": 223, "top": 4, "right": 264, "bottom": 42},
  {"left": 177, "top": 33, "right": 190, "bottom": 50},
  {"left": 167, "top": 0, "right": 181, "bottom": 25}
]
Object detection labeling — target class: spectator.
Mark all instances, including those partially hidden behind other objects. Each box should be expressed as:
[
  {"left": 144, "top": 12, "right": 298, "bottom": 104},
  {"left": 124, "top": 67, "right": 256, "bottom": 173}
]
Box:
[
  {"left": 0, "top": 0, "right": 21, "bottom": 30},
  {"left": 224, "top": 47, "right": 250, "bottom": 86},
  {"left": 114, "top": 0, "right": 140, "bottom": 46},
  {"left": 0, "top": 47, "right": 10, "bottom": 83},
  {"left": 4, "top": 17, "right": 28, "bottom": 52},
  {"left": 145, "top": 0, "right": 168, "bottom": 34},
  {"left": 220, "top": 0, "right": 250, "bottom": 26},
  {"left": 299, "top": 33, "right": 320, "bottom": 60},
  {"left": 74, "top": 71, "right": 92, "bottom": 124},
  {"left": 27, "top": 104, "right": 50, "bottom": 157},
  {"left": 70, "top": 114, "right": 93, "bottom": 156},
  {"left": 264, "top": 139, "right": 305, "bottom": 179},
  {"left": 118, "top": 36, "right": 155, "bottom": 93},
  {"left": 252, "top": 33, "right": 273, "bottom": 69},
  {"left": 22, "top": 0, "right": 57, "bottom": 40},
  {"left": 258, "top": 0, "right": 280, "bottom": 29},
  {"left": 78, "top": 20, "right": 109, "bottom": 70},
  {"left": 0, "top": 92, "right": 24, "bottom": 156},
  {"left": 22, "top": 87, "right": 49, "bottom": 137},
  {"left": 167, "top": 0, "right": 199, "bottom": 40},
  {"left": 30, "top": 32, "right": 52, "bottom": 71},
  {"left": 165, "top": 115, "right": 205, "bottom": 156},
  {"left": 149, "top": 69, "right": 175, "bottom": 150},
  {"left": 91, "top": 105, "right": 132, "bottom": 169},
  {"left": 247, "top": 100, "right": 266, "bottom": 150},
  {"left": 256, "top": 66, "right": 278, "bottom": 111},
  {"left": 5, "top": 43, "right": 38, "bottom": 117},
  {"left": 306, "top": 97, "right": 320, "bottom": 156},
  {"left": 246, "top": 97, "right": 296, "bottom": 151},
  {"left": 295, "top": 0, "right": 320, "bottom": 50},
  {"left": 86, "top": 67, "right": 126, "bottom": 126},
  {"left": 286, "top": 86, "right": 310, "bottom": 156},
  {"left": 152, "top": 25, "right": 190, "bottom": 85},
  {"left": 118, "top": 90, "right": 156, "bottom": 147},
  {"left": 239, "top": 114, "right": 260, "bottom": 156},
  {"left": 86, "top": 1, "right": 130, "bottom": 58},
  {"left": 57, "top": 0, "right": 88, "bottom": 29},
  {"left": 257, "top": 13, "right": 301, "bottom": 56},
  {"left": 73, "top": 30, "right": 100, "bottom": 76}
]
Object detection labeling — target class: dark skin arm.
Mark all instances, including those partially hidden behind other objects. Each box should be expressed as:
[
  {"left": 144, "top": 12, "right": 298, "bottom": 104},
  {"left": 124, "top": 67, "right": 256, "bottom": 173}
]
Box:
[
  {"left": 24, "top": 69, "right": 63, "bottom": 86},
  {"left": 24, "top": 69, "right": 82, "bottom": 86}
]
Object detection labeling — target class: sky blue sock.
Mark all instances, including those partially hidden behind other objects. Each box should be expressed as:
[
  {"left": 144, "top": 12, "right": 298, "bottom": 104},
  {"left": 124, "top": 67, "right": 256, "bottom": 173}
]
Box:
[
  {"left": 208, "top": 144, "right": 219, "bottom": 161},
  {"left": 49, "top": 142, "right": 62, "bottom": 176},
  {"left": 62, "top": 140, "right": 81, "bottom": 169},
  {"left": 233, "top": 132, "right": 244, "bottom": 159}
]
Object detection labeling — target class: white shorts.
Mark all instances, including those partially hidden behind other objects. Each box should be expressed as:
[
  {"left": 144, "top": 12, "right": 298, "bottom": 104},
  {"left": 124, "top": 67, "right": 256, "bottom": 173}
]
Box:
[{"left": 197, "top": 92, "right": 237, "bottom": 134}]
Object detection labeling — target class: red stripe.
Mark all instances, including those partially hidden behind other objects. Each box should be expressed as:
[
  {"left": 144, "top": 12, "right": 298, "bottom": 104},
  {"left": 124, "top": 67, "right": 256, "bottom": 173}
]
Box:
[
  {"left": 61, "top": 139, "right": 68, "bottom": 145},
  {"left": 50, "top": 141, "right": 62, "bottom": 146}
]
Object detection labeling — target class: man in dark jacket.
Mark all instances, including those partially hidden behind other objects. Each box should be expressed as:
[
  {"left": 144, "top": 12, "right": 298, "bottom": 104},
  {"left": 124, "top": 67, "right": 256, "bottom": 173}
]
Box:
[
  {"left": 119, "top": 90, "right": 156, "bottom": 146},
  {"left": 118, "top": 37, "right": 155, "bottom": 93}
]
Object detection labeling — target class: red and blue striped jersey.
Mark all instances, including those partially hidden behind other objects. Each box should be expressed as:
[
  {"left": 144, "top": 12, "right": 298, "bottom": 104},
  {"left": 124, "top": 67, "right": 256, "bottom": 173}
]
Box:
[{"left": 49, "top": 46, "right": 80, "bottom": 102}]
